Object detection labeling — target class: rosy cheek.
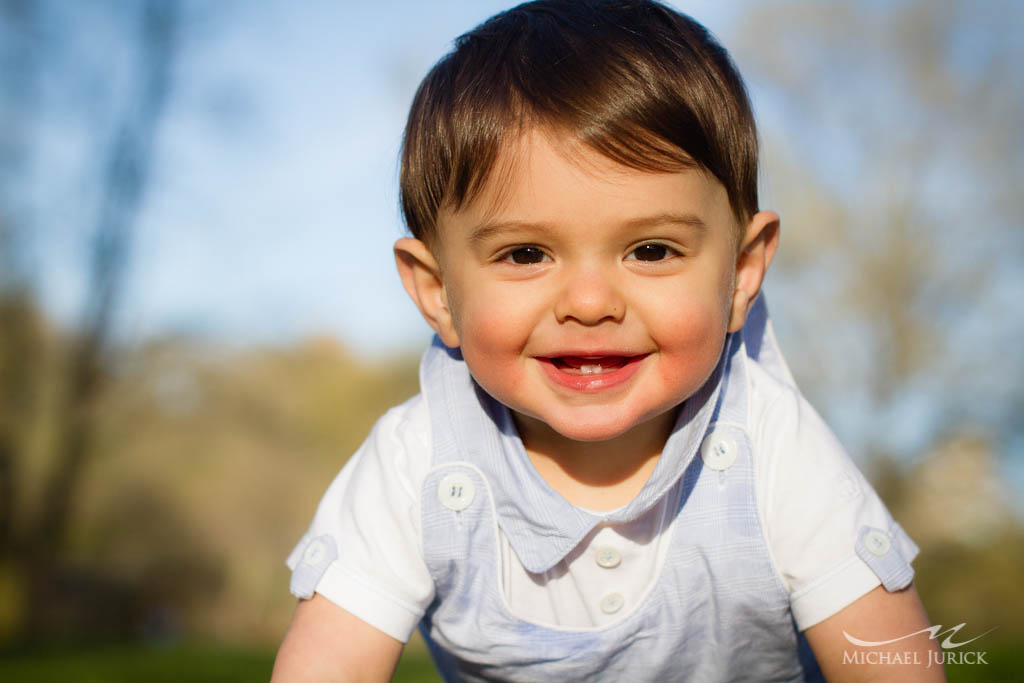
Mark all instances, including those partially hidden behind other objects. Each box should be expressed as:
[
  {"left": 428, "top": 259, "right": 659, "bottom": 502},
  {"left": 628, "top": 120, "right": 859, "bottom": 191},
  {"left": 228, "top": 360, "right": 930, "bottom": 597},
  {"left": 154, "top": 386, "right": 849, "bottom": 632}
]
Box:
[
  {"left": 655, "top": 306, "right": 727, "bottom": 388},
  {"left": 465, "top": 306, "right": 516, "bottom": 350},
  {"left": 459, "top": 303, "right": 530, "bottom": 393}
]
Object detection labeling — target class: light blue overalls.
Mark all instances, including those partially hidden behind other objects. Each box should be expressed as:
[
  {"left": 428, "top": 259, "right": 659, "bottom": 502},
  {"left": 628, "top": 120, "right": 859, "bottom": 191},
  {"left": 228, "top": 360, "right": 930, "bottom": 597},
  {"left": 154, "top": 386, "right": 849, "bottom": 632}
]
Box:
[{"left": 415, "top": 298, "right": 825, "bottom": 681}]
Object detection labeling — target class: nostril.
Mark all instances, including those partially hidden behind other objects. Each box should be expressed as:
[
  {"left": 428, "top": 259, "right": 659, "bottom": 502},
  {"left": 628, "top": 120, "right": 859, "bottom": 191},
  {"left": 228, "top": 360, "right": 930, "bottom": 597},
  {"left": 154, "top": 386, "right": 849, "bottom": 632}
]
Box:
[{"left": 554, "top": 282, "right": 626, "bottom": 325}]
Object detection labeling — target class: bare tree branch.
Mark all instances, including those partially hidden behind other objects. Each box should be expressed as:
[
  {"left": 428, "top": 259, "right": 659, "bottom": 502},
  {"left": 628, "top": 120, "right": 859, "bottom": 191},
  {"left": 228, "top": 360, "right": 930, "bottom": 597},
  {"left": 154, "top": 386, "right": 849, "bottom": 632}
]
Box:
[{"left": 29, "top": 0, "right": 179, "bottom": 595}]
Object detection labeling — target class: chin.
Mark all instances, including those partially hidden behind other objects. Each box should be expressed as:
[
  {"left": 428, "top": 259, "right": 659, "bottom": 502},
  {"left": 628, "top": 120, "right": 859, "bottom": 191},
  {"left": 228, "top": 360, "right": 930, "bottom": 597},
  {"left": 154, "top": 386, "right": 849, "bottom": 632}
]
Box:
[{"left": 546, "top": 413, "right": 641, "bottom": 443}]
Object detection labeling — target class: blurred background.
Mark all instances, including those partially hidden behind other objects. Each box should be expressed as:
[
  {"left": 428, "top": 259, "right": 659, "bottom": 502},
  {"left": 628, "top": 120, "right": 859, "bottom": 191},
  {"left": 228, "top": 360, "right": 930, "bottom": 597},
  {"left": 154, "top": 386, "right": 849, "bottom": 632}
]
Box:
[{"left": 1, "top": 0, "right": 1021, "bottom": 680}]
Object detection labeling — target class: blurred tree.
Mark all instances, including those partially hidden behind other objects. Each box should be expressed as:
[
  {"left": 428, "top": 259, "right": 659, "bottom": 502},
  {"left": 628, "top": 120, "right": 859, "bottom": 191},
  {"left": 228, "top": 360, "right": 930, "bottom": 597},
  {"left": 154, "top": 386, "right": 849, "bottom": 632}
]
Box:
[
  {"left": 33, "top": 0, "right": 177, "bottom": 561},
  {"left": 734, "top": 0, "right": 1024, "bottom": 640},
  {"left": 734, "top": 0, "right": 1024, "bottom": 463},
  {"left": 0, "top": 0, "right": 179, "bottom": 640}
]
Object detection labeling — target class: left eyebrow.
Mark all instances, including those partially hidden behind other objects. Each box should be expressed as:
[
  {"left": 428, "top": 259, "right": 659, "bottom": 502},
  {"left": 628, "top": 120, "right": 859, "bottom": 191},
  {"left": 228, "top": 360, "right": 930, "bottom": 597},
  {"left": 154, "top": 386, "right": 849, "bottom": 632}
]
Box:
[{"left": 622, "top": 212, "right": 709, "bottom": 233}]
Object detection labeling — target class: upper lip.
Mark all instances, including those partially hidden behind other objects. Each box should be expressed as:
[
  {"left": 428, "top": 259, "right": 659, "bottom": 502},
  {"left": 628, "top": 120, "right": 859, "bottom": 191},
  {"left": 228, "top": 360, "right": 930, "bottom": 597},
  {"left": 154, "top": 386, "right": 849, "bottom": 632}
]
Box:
[{"left": 536, "top": 350, "right": 648, "bottom": 359}]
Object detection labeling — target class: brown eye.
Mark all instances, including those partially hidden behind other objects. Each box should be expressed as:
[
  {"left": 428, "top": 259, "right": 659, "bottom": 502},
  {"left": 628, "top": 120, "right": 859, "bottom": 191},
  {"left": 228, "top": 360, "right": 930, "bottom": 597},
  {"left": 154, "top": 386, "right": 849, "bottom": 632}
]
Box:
[
  {"left": 508, "top": 247, "right": 546, "bottom": 264},
  {"left": 629, "top": 244, "right": 670, "bottom": 261}
]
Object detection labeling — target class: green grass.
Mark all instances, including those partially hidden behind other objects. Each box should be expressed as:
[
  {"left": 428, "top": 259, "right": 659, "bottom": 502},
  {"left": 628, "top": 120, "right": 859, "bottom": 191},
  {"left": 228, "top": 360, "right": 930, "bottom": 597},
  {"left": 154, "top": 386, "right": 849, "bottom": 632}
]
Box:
[
  {"left": 943, "top": 640, "right": 1023, "bottom": 683},
  {"left": 0, "top": 641, "right": 439, "bottom": 682},
  {"left": 0, "top": 643, "right": 274, "bottom": 683},
  {"left": 1, "top": 639, "right": 1019, "bottom": 681}
]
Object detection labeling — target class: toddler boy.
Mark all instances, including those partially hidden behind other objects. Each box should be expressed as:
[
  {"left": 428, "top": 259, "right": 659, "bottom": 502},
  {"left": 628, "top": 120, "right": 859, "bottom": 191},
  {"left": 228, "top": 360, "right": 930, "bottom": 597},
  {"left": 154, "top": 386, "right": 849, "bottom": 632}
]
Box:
[{"left": 273, "top": 1, "right": 941, "bottom": 680}]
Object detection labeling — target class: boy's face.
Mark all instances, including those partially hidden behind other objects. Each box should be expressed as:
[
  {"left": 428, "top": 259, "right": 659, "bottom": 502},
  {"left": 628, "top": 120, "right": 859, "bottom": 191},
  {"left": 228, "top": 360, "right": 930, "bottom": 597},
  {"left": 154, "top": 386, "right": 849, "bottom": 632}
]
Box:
[{"left": 396, "top": 128, "right": 777, "bottom": 444}]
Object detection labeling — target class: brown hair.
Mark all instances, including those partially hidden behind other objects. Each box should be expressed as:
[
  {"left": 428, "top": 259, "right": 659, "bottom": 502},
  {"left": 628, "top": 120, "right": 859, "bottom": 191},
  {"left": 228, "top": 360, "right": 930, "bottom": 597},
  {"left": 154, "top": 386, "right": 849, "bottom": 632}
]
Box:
[{"left": 399, "top": 0, "right": 759, "bottom": 243}]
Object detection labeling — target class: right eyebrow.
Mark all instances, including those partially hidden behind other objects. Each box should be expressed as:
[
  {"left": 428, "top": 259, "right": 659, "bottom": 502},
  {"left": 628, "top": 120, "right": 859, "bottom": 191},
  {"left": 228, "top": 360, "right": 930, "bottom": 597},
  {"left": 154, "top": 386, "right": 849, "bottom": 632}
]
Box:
[{"left": 468, "top": 221, "right": 553, "bottom": 246}]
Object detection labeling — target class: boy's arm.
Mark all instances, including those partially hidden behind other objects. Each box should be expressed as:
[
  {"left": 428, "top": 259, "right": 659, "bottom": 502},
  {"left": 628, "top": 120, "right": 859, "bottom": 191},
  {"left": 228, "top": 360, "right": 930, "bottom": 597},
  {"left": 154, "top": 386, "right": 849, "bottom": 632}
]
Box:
[
  {"left": 804, "top": 583, "right": 945, "bottom": 682},
  {"left": 272, "top": 593, "right": 404, "bottom": 683}
]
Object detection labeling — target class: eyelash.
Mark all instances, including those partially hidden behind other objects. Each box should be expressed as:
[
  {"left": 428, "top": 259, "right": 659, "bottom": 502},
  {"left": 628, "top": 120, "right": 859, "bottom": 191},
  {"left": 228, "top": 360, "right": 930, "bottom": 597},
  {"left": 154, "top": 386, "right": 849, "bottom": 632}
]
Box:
[
  {"left": 497, "top": 242, "right": 682, "bottom": 265},
  {"left": 498, "top": 246, "right": 550, "bottom": 265},
  {"left": 624, "top": 242, "right": 681, "bottom": 262}
]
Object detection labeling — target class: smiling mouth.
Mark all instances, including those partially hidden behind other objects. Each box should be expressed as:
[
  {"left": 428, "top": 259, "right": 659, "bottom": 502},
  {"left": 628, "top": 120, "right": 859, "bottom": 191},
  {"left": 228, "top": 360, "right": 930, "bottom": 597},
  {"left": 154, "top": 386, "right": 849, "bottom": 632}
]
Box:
[
  {"left": 549, "top": 355, "right": 635, "bottom": 375},
  {"left": 537, "top": 354, "right": 647, "bottom": 391}
]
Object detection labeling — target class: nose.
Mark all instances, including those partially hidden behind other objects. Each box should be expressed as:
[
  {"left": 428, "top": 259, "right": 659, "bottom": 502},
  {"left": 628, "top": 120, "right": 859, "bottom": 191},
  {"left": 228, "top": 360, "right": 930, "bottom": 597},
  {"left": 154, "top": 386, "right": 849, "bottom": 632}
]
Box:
[{"left": 553, "top": 265, "right": 626, "bottom": 326}]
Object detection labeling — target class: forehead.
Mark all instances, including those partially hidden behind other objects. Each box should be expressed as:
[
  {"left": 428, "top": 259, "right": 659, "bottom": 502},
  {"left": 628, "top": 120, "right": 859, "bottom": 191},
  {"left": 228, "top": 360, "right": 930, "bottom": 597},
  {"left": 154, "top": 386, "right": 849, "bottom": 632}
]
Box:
[{"left": 436, "top": 128, "right": 738, "bottom": 244}]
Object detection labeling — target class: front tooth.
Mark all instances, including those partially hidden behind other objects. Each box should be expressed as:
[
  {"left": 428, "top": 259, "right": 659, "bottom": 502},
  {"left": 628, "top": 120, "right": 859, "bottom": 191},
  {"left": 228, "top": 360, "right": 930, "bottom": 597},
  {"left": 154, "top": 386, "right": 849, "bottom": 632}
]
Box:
[{"left": 580, "top": 364, "right": 602, "bottom": 374}]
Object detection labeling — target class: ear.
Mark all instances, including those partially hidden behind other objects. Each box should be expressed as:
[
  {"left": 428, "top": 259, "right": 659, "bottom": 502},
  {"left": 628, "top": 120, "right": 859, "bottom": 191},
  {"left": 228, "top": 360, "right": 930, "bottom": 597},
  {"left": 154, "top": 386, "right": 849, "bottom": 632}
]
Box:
[
  {"left": 728, "top": 210, "right": 780, "bottom": 332},
  {"left": 394, "top": 237, "right": 460, "bottom": 347}
]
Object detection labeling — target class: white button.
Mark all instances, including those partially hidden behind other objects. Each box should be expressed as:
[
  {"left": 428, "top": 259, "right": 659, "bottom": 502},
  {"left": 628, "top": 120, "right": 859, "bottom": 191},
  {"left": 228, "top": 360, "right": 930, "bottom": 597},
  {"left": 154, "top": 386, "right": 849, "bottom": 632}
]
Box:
[
  {"left": 595, "top": 547, "right": 621, "bottom": 569},
  {"left": 864, "top": 529, "right": 891, "bottom": 556},
  {"left": 303, "top": 539, "right": 328, "bottom": 567},
  {"left": 438, "top": 473, "right": 476, "bottom": 511},
  {"left": 600, "top": 593, "right": 624, "bottom": 614},
  {"left": 700, "top": 432, "right": 737, "bottom": 471}
]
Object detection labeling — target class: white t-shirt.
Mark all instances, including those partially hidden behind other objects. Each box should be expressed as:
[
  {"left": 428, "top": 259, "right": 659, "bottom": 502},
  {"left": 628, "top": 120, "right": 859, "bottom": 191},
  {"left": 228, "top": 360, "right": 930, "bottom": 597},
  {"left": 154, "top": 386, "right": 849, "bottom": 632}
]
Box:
[{"left": 286, "top": 356, "right": 918, "bottom": 643}]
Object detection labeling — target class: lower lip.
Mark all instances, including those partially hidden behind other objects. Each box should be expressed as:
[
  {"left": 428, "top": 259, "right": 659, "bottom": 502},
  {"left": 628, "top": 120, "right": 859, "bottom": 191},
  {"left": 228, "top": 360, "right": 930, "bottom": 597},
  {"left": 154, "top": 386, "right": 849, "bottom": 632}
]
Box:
[{"left": 537, "top": 356, "right": 647, "bottom": 392}]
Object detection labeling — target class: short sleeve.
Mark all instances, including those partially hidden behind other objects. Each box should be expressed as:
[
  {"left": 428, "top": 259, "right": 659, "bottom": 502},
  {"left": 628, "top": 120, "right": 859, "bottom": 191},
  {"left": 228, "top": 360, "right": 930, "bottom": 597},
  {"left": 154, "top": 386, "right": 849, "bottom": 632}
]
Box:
[
  {"left": 753, "top": 375, "right": 919, "bottom": 631},
  {"left": 285, "top": 395, "right": 435, "bottom": 642}
]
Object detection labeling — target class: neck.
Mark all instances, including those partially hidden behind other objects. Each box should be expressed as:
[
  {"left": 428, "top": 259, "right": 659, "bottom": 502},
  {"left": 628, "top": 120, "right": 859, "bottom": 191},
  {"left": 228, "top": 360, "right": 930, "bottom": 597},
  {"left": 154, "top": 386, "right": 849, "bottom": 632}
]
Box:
[{"left": 513, "top": 408, "right": 678, "bottom": 511}]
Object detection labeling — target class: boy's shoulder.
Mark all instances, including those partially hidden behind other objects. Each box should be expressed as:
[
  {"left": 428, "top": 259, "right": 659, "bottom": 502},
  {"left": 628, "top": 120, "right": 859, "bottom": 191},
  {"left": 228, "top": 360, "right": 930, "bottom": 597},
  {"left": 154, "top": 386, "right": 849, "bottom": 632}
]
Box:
[
  {"left": 374, "top": 391, "right": 432, "bottom": 457},
  {"left": 741, "top": 348, "right": 837, "bottom": 455},
  {"left": 377, "top": 392, "right": 430, "bottom": 446},
  {"left": 335, "top": 392, "right": 434, "bottom": 504}
]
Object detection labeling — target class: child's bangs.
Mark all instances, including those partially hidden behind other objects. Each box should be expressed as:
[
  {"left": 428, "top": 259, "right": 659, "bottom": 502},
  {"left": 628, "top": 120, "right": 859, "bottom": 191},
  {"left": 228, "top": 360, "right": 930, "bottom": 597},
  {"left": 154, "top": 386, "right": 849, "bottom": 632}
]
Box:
[{"left": 400, "top": 0, "right": 758, "bottom": 242}]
